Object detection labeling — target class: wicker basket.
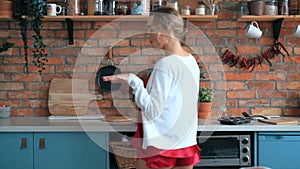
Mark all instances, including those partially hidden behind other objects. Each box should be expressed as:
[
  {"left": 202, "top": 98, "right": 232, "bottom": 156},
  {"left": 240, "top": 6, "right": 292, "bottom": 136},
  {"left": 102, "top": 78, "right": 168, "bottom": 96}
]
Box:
[{"left": 110, "top": 142, "right": 136, "bottom": 169}]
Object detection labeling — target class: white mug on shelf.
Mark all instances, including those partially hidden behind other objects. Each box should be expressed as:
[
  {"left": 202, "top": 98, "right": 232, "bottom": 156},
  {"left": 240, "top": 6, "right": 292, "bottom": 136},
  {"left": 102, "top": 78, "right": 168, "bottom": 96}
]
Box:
[
  {"left": 47, "top": 3, "right": 62, "bottom": 16},
  {"left": 245, "top": 21, "right": 262, "bottom": 39},
  {"left": 294, "top": 25, "right": 300, "bottom": 38}
]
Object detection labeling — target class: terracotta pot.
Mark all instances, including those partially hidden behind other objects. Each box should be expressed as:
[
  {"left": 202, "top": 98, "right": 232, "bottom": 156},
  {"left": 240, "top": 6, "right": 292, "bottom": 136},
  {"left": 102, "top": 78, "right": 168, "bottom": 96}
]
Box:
[
  {"left": 198, "top": 102, "right": 212, "bottom": 119},
  {"left": 0, "top": 1, "right": 12, "bottom": 11}
]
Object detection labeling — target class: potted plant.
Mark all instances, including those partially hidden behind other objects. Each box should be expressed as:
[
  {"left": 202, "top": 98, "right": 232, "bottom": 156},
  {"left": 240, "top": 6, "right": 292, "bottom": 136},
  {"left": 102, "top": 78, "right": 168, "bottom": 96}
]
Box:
[{"left": 198, "top": 87, "right": 214, "bottom": 118}]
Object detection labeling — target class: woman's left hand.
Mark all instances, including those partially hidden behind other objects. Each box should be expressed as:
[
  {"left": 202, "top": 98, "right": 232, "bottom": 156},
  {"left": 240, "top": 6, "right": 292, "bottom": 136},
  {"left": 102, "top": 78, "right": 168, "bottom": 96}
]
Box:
[{"left": 102, "top": 74, "right": 130, "bottom": 83}]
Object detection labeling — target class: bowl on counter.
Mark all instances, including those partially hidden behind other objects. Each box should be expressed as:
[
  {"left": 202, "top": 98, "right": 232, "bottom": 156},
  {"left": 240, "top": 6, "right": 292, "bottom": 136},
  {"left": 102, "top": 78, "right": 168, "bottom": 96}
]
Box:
[
  {"left": 0, "top": 107, "right": 11, "bottom": 118},
  {"left": 240, "top": 166, "right": 272, "bottom": 169}
]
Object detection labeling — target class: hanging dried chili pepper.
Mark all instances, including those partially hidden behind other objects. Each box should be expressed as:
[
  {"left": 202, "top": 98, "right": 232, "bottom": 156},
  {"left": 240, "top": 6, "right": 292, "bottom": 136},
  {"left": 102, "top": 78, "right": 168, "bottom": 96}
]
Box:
[{"left": 221, "top": 41, "right": 292, "bottom": 72}]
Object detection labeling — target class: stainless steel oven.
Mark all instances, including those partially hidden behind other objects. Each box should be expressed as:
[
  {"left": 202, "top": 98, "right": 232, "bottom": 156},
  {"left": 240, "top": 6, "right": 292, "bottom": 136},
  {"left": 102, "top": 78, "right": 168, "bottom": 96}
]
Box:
[{"left": 195, "top": 132, "right": 253, "bottom": 168}]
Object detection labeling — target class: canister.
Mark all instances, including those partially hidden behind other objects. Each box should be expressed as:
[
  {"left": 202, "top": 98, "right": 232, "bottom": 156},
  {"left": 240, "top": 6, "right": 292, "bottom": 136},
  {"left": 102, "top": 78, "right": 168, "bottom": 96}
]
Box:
[
  {"left": 67, "top": 0, "right": 80, "bottom": 15},
  {"left": 265, "top": 0, "right": 278, "bottom": 15},
  {"left": 181, "top": 5, "right": 191, "bottom": 15},
  {"left": 196, "top": 4, "right": 205, "bottom": 15}
]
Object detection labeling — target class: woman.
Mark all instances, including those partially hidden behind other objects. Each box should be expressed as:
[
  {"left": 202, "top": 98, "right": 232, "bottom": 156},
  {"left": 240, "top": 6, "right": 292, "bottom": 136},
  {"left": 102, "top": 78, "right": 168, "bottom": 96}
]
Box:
[{"left": 103, "top": 7, "right": 200, "bottom": 169}]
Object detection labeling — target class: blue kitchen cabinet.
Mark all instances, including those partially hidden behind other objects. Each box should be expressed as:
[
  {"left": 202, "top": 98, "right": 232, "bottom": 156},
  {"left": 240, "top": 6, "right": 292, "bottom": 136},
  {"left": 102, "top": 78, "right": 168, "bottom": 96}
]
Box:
[
  {"left": 0, "top": 132, "right": 109, "bottom": 169},
  {"left": 0, "top": 132, "right": 34, "bottom": 169},
  {"left": 257, "top": 132, "right": 300, "bottom": 169}
]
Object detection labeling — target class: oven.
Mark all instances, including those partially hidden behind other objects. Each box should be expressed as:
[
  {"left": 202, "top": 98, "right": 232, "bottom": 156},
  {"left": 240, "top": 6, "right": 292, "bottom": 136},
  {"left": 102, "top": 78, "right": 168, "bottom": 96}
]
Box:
[{"left": 195, "top": 132, "right": 254, "bottom": 168}]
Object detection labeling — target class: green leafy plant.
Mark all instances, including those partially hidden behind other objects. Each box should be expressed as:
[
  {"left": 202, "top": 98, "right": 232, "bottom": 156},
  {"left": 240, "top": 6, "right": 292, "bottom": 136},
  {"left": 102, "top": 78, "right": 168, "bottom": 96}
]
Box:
[
  {"left": 13, "top": 0, "right": 48, "bottom": 73},
  {"left": 199, "top": 87, "right": 214, "bottom": 102}
]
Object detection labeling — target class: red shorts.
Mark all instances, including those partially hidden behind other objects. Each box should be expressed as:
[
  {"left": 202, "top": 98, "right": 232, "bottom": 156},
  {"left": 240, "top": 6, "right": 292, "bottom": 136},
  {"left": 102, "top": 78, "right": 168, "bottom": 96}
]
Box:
[
  {"left": 131, "top": 118, "right": 201, "bottom": 168},
  {"left": 142, "top": 148, "right": 201, "bottom": 168}
]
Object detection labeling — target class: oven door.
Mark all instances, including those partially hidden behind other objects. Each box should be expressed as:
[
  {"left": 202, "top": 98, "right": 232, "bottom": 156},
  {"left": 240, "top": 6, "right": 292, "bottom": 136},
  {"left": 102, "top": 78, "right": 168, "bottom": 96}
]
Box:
[{"left": 195, "top": 135, "right": 249, "bottom": 167}]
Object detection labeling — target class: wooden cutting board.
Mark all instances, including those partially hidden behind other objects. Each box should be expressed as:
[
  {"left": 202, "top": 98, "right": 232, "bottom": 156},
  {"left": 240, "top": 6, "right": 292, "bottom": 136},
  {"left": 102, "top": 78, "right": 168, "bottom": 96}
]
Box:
[
  {"left": 258, "top": 118, "right": 299, "bottom": 125},
  {"left": 48, "top": 78, "right": 102, "bottom": 116},
  {"left": 101, "top": 116, "right": 132, "bottom": 122}
]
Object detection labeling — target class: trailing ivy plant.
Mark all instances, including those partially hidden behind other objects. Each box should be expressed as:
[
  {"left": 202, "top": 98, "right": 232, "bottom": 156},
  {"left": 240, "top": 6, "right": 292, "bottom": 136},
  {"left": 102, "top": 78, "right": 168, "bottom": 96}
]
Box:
[
  {"left": 0, "top": 42, "right": 14, "bottom": 53},
  {"left": 13, "top": 0, "right": 48, "bottom": 73}
]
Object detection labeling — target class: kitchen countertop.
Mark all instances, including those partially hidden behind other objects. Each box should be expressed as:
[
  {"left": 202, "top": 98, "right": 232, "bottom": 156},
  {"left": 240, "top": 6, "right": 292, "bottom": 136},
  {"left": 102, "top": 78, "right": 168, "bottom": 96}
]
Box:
[{"left": 0, "top": 117, "right": 299, "bottom": 132}]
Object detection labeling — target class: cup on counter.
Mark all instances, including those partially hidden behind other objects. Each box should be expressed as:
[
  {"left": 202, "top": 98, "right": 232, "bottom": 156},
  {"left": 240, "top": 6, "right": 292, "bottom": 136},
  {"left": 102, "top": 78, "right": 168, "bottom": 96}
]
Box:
[
  {"left": 245, "top": 21, "right": 262, "bottom": 39},
  {"left": 294, "top": 25, "right": 300, "bottom": 38},
  {"left": 47, "top": 3, "right": 62, "bottom": 16}
]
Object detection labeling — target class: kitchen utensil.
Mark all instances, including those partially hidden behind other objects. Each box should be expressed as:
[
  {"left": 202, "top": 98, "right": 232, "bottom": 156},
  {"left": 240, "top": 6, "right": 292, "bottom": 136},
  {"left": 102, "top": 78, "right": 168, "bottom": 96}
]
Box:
[
  {"left": 258, "top": 118, "right": 299, "bottom": 125},
  {"left": 48, "top": 78, "right": 102, "bottom": 116},
  {"left": 218, "top": 116, "right": 252, "bottom": 125},
  {"left": 96, "top": 45, "right": 121, "bottom": 92},
  {"left": 242, "top": 112, "right": 269, "bottom": 119}
]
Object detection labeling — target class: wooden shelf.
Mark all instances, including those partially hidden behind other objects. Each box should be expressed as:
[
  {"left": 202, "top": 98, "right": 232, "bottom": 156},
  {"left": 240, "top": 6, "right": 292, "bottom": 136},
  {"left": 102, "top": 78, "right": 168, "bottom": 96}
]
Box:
[
  {"left": 182, "top": 15, "right": 218, "bottom": 21},
  {"left": 43, "top": 15, "right": 147, "bottom": 21},
  {"left": 1, "top": 15, "right": 218, "bottom": 22},
  {"left": 238, "top": 15, "right": 300, "bottom": 21},
  {"left": 43, "top": 15, "right": 217, "bottom": 22}
]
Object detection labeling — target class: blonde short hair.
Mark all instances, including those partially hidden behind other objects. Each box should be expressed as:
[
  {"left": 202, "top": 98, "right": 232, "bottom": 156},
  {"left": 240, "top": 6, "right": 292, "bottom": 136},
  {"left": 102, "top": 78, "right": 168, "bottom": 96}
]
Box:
[{"left": 151, "top": 7, "right": 186, "bottom": 41}]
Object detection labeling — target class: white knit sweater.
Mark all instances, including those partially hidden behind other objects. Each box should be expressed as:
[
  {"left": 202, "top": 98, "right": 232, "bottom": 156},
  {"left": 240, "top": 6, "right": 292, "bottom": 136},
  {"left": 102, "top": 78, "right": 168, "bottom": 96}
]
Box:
[{"left": 128, "top": 54, "right": 200, "bottom": 150}]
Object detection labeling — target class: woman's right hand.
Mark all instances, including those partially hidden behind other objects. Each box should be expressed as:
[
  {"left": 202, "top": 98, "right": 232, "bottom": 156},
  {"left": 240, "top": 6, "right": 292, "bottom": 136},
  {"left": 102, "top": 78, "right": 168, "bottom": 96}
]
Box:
[{"left": 102, "top": 74, "right": 130, "bottom": 83}]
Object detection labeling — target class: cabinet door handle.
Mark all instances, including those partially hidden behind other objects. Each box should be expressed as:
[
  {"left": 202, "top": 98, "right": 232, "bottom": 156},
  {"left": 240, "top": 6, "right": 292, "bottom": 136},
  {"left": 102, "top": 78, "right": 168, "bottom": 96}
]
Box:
[
  {"left": 21, "top": 138, "right": 27, "bottom": 149},
  {"left": 39, "top": 138, "right": 45, "bottom": 150}
]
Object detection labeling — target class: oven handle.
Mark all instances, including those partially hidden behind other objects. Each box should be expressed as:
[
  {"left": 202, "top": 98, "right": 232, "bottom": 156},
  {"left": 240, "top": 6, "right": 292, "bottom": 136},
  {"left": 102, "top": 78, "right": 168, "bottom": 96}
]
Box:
[{"left": 197, "top": 135, "right": 240, "bottom": 143}]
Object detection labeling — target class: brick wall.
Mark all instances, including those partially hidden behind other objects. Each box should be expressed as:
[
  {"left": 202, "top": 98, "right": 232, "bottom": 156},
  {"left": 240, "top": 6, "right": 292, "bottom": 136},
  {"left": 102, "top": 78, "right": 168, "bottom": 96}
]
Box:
[{"left": 0, "top": 0, "right": 299, "bottom": 117}]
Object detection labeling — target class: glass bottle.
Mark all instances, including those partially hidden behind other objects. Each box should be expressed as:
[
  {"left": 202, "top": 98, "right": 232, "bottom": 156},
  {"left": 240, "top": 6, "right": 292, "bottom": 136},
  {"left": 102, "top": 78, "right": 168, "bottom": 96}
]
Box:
[
  {"left": 238, "top": 1, "right": 249, "bottom": 15},
  {"left": 151, "top": 0, "right": 163, "bottom": 12},
  {"left": 67, "top": 0, "right": 80, "bottom": 15},
  {"left": 141, "top": 0, "right": 150, "bottom": 15},
  {"left": 281, "top": 0, "right": 289, "bottom": 15},
  {"left": 265, "top": 0, "right": 278, "bottom": 15}
]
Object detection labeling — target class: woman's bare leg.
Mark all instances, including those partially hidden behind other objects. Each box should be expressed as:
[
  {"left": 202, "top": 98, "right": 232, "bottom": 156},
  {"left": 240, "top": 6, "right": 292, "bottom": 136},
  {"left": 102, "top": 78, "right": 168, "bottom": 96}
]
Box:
[
  {"left": 135, "top": 159, "right": 173, "bottom": 169},
  {"left": 135, "top": 159, "right": 149, "bottom": 169},
  {"left": 172, "top": 165, "right": 194, "bottom": 169}
]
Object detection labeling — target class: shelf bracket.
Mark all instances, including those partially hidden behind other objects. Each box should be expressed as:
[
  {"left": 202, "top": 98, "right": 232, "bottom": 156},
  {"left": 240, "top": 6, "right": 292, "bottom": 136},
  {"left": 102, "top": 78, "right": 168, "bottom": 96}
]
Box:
[
  {"left": 66, "top": 18, "right": 74, "bottom": 45},
  {"left": 183, "top": 18, "right": 188, "bottom": 42},
  {"left": 273, "top": 18, "right": 284, "bottom": 43}
]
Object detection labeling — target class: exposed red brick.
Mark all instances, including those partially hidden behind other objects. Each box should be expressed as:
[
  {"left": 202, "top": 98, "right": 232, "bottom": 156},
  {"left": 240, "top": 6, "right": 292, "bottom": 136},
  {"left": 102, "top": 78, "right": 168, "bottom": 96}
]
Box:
[
  {"left": 251, "top": 108, "right": 282, "bottom": 116},
  {"left": 225, "top": 72, "right": 254, "bottom": 80},
  {"left": 11, "top": 108, "right": 33, "bottom": 116},
  {"left": 227, "top": 90, "right": 256, "bottom": 99},
  {"left": 227, "top": 108, "right": 249, "bottom": 116},
  {"left": 0, "top": 82, "right": 24, "bottom": 90},
  {"left": 278, "top": 81, "right": 300, "bottom": 90},
  {"left": 258, "top": 90, "right": 287, "bottom": 98},
  {"left": 271, "top": 99, "right": 299, "bottom": 107},
  {"left": 235, "top": 46, "right": 261, "bottom": 54},
  {"left": 247, "top": 81, "right": 275, "bottom": 89},
  {"left": 283, "top": 108, "right": 300, "bottom": 116},
  {"left": 239, "top": 99, "right": 270, "bottom": 107},
  {"left": 216, "top": 81, "right": 245, "bottom": 90}
]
